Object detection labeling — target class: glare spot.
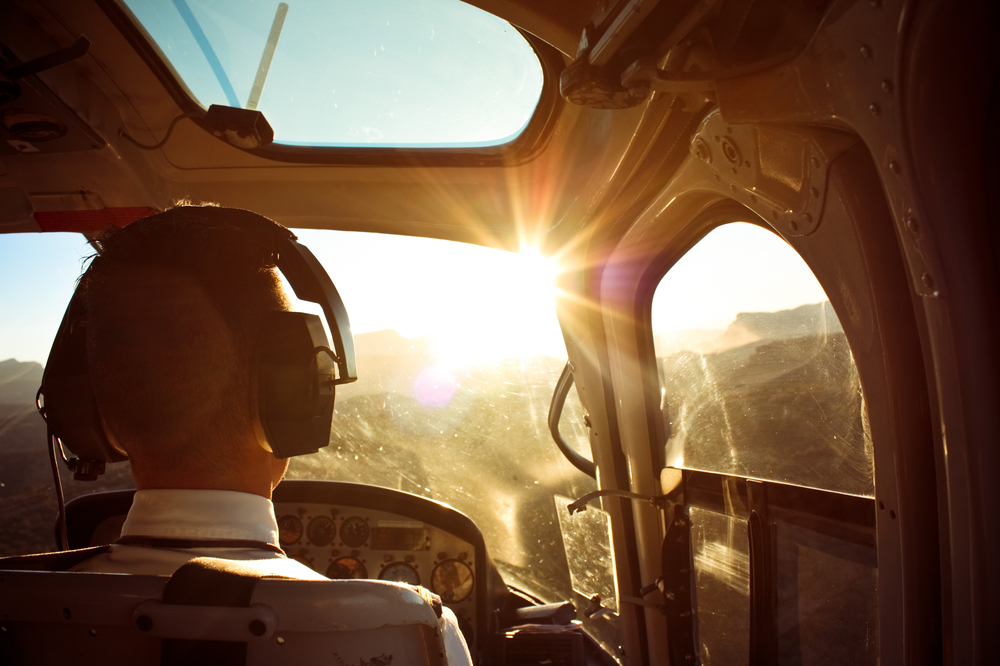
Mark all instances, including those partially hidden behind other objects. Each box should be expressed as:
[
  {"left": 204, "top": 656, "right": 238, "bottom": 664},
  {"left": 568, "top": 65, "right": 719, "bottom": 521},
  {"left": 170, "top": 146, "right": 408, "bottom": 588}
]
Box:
[{"left": 414, "top": 363, "right": 458, "bottom": 407}]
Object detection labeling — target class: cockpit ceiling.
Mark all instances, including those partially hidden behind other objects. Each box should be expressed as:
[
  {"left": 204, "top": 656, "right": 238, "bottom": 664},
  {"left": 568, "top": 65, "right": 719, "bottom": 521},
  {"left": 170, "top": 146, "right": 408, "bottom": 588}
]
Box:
[{"left": 1, "top": 0, "right": 637, "bottom": 250}]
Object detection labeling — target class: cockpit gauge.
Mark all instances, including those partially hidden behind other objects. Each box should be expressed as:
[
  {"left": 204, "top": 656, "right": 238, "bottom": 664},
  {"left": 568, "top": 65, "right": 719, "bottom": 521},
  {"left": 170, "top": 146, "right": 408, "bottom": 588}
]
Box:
[
  {"left": 431, "top": 559, "right": 474, "bottom": 603},
  {"left": 379, "top": 561, "right": 421, "bottom": 586},
  {"left": 327, "top": 556, "right": 368, "bottom": 579},
  {"left": 307, "top": 515, "right": 336, "bottom": 546},
  {"left": 340, "top": 515, "right": 370, "bottom": 547},
  {"left": 277, "top": 515, "right": 303, "bottom": 546}
]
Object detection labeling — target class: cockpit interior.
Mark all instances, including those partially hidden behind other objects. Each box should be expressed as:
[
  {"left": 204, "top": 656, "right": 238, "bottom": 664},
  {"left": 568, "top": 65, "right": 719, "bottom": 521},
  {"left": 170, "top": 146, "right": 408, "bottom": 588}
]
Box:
[{"left": 0, "top": 0, "right": 997, "bottom": 664}]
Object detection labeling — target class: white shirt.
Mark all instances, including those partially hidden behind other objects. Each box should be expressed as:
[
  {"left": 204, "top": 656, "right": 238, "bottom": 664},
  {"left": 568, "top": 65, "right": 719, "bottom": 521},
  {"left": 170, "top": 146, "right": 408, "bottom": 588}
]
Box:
[{"left": 72, "top": 489, "right": 472, "bottom": 666}]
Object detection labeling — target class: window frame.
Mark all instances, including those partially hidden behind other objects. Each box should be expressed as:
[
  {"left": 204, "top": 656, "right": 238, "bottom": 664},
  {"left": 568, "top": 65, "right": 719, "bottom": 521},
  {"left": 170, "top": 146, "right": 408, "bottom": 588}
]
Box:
[{"left": 97, "top": 0, "right": 566, "bottom": 167}]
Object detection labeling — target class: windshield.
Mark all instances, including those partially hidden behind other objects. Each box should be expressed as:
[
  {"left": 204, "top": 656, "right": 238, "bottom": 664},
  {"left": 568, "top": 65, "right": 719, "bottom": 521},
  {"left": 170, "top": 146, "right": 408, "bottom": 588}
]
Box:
[
  {"left": 118, "top": 0, "right": 545, "bottom": 147},
  {"left": 283, "top": 231, "right": 599, "bottom": 604},
  {"left": 0, "top": 229, "right": 612, "bottom": 641}
]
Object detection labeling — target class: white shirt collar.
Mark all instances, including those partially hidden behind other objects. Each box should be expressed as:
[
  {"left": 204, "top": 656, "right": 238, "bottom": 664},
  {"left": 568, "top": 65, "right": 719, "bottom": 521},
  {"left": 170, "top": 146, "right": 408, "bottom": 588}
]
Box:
[{"left": 120, "top": 489, "right": 280, "bottom": 546}]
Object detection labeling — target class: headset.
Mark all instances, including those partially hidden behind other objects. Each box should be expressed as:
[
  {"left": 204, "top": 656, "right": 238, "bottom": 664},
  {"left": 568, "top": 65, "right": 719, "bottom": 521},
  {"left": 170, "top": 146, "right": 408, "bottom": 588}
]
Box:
[{"left": 37, "top": 207, "right": 357, "bottom": 482}]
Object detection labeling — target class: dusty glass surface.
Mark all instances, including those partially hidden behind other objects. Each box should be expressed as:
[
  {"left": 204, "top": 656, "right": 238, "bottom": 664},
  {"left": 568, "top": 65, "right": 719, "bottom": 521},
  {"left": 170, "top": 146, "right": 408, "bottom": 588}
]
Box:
[
  {"left": 554, "top": 495, "right": 618, "bottom": 612},
  {"left": 120, "top": 0, "right": 544, "bottom": 147},
  {"left": 651, "top": 223, "right": 873, "bottom": 497},
  {"left": 775, "top": 520, "right": 879, "bottom": 665},
  {"left": 689, "top": 506, "right": 750, "bottom": 666},
  {"left": 276, "top": 231, "right": 604, "bottom": 624}
]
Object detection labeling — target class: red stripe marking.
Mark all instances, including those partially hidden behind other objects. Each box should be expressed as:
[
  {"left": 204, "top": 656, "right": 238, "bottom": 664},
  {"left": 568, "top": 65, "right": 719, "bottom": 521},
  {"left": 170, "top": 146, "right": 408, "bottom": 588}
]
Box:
[{"left": 34, "top": 207, "right": 156, "bottom": 232}]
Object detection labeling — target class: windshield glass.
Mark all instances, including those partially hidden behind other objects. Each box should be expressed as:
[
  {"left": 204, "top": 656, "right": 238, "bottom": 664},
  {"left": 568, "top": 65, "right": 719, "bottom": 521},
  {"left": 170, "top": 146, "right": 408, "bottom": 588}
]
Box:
[
  {"left": 0, "top": 229, "right": 611, "bottom": 643},
  {"left": 118, "top": 0, "right": 545, "bottom": 147},
  {"left": 284, "top": 231, "right": 600, "bottom": 603}
]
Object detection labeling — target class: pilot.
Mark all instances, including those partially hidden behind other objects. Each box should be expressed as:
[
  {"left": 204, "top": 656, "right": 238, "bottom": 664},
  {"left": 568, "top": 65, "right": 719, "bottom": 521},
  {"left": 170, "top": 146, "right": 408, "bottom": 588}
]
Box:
[{"left": 64, "top": 205, "right": 472, "bottom": 664}]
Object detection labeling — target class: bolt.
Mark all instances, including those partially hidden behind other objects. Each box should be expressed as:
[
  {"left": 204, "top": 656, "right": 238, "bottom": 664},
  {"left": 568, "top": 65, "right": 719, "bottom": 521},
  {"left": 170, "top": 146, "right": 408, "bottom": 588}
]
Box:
[
  {"left": 721, "top": 137, "right": 741, "bottom": 165},
  {"left": 921, "top": 273, "right": 935, "bottom": 290},
  {"left": 693, "top": 137, "right": 711, "bottom": 163},
  {"left": 881, "top": 79, "right": 894, "bottom": 94},
  {"left": 665, "top": 590, "right": 676, "bottom": 601},
  {"left": 906, "top": 216, "right": 920, "bottom": 234},
  {"left": 869, "top": 102, "right": 880, "bottom": 117},
  {"left": 860, "top": 44, "right": 872, "bottom": 60},
  {"left": 889, "top": 160, "right": 901, "bottom": 175},
  {"left": 810, "top": 155, "right": 821, "bottom": 169}
]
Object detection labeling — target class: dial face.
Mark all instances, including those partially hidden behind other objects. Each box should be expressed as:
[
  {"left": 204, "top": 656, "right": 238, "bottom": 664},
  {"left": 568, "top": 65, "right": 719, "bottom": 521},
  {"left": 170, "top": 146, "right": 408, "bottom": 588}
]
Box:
[
  {"left": 379, "top": 561, "right": 421, "bottom": 586},
  {"left": 277, "top": 515, "right": 303, "bottom": 546},
  {"left": 431, "top": 559, "right": 474, "bottom": 603},
  {"left": 306, "top": 515, "right": 336, "bottom": 546},
  {"left": 339, "top": 516, "right": 370, "bottom": 547},
  {"left": 327, "top": 557, "right": 368, "bottom": 579}
]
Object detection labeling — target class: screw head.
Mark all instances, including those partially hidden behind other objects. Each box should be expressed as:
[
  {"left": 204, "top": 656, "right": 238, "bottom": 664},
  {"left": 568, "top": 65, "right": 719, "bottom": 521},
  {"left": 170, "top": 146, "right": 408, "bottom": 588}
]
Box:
[
  {"left": 906, "top": 216, "right": 920, "bottom": 234},
  {"left": 921, "top": 273, "right": 935, "bottom": 289},
  {"left": 693, "top": 137, "right": 711, "bottom": 163},
  {"left": 881, "top": 79, "right": 894, "bottom": 94},
  {"left": 869, "top": 102, "right": 880, "bottom": 117},
  {"left": 889, "top": 160, "right": 901, "bottom": 175},
  {"left": 860, "top": 44, "right": 872, "bottom": 59}
]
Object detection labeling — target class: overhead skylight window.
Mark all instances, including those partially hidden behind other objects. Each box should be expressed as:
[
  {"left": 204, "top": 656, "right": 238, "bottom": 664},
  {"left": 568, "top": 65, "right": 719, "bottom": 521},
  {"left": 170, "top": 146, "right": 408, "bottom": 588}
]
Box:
[{"left": 120, "top": 0, "right": 545, "bottom": 147}]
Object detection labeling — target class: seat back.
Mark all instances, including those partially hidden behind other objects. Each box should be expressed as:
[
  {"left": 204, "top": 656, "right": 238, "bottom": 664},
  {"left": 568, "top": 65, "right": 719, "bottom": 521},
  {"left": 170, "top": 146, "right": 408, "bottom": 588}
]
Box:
[{"left": 0, "top": 569, "right": 444, "bottom": 665}]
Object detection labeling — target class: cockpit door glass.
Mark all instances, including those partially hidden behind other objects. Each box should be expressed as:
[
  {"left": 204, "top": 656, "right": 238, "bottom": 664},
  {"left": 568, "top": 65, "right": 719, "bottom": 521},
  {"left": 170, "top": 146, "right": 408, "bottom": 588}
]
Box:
[{"left": 651, "top": 222, "right": 874, "bottom": 497}]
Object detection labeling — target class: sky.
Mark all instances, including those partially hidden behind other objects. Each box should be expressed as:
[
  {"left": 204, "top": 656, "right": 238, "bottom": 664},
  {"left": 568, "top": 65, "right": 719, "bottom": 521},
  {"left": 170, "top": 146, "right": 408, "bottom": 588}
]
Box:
[
  {"left": 123, "top": 0, "right": 543, "bottom": 146},
  {"left": 651, "top": 223, "right": 830, "bottom": 334},
  {"left": 0, "top": 229, "right": 565, "bottom": 366},
  {"left": 0, "top": 223, "right": 831, "bottom": 367}
]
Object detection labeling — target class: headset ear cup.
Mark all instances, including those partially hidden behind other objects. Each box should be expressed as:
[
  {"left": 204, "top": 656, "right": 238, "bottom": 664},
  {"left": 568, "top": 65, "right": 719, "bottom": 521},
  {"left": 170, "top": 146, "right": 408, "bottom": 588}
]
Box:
[
  {"left": 40, "top": 289, "right": 126, "bottom": 466},
  {"left": 254, "top": 311, "right": 335, "bottom": 458}
]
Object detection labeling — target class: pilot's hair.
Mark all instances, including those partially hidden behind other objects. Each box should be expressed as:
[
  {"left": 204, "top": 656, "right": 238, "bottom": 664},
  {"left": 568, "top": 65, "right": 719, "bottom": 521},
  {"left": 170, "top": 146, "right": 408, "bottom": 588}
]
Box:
[{"left": 80, "top": 205, "right": 289, "bottom": 474}]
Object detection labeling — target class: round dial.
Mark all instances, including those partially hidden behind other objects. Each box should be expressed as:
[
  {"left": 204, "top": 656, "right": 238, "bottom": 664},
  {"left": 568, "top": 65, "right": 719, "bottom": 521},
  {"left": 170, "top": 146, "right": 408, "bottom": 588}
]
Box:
[
  {"left": 277, "top": 515, "right": 303, "bottom": 546},
  {"left": 379, "top": 562, "right": 420, "bottom": 586},
  {"left": 306, "top": 515, "right": 336, "bottom": 546},
  {"left": 431, "top": 559, "right": 474, "bottom": 603},
  {"left": 327, "top": 557, "right": 368, "bottom": 579},
  {"left": 339, "top": 516, "right": 370, "bottom": 547}
]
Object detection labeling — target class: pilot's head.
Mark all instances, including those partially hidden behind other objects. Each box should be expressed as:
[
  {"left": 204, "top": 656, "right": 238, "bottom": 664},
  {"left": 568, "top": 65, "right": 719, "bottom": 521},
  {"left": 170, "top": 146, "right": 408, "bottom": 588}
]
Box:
[{"left": 80, "top": 205, "right": 291, "bottom": 497}]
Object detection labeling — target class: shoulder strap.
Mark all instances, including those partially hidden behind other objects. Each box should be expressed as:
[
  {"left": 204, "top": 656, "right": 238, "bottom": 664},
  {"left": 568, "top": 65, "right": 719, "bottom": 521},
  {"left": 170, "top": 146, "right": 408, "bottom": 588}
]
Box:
[
  {"left": 161, "top": 557, "right": 274, "bottom": 666},
  {"left": 0, "top": 545, "right": 111, "bottom": 571}
]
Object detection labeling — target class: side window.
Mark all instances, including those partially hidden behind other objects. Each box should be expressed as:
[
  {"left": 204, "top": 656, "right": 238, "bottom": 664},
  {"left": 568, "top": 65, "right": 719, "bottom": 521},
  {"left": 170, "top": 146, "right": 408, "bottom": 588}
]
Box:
[{"left": 652, "top": 223, "right": 878, "bottom": 666}]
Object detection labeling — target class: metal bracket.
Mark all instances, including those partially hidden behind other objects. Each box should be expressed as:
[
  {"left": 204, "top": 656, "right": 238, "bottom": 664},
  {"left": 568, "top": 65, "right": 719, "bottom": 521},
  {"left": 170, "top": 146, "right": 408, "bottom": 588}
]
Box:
[{"left": 689, "top": 110, "right": 856, "bottom": 237}]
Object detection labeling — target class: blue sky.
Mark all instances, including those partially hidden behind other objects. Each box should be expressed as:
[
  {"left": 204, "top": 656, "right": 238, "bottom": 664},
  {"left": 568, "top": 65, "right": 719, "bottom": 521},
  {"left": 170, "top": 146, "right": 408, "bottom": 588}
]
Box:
[{"left": 0, "top": 233, "right": 92, "bottom": 365}]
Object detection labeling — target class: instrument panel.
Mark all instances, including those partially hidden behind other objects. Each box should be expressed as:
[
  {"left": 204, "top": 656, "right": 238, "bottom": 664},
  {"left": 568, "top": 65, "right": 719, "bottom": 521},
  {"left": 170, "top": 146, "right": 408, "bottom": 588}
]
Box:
[{"left": 274, "top": 501, "right": 478, "bottom": 624}]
